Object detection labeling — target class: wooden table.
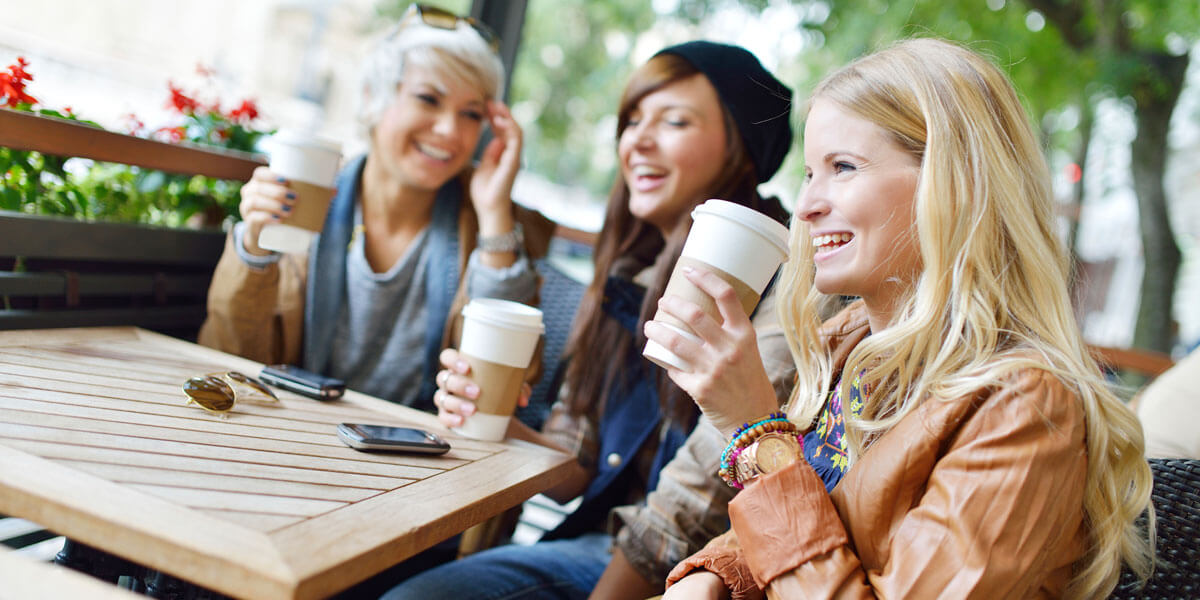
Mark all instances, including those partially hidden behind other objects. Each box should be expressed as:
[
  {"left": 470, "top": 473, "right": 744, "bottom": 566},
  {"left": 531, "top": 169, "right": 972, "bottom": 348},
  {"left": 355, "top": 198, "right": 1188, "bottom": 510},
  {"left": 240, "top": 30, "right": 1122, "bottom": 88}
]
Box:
[{"left": 0, "top": 327, "right": 573, "bottom": 599}]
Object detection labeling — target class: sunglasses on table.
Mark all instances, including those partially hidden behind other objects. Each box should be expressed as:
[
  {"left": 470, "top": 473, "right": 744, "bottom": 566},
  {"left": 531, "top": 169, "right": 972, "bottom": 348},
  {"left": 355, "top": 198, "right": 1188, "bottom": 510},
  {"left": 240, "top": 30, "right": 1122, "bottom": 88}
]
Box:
[
  {"left": 397, "top": 3, "right": 500, "bottom": 52},
  {"left": 183, "top": 372, "right": 280, "bottom": 416}
]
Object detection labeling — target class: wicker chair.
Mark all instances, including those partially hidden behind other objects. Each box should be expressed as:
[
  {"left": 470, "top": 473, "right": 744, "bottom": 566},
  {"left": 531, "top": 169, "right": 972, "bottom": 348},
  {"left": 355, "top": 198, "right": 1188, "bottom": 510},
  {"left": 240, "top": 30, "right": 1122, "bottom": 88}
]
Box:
[{"left": 1109, "top": 458, "right": 1200, "bottom": 599}]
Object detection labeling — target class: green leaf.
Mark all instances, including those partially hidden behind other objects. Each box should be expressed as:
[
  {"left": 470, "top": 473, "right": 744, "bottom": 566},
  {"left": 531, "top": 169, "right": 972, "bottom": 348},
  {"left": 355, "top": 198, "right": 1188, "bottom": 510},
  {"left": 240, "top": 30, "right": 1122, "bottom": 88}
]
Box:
[{"left": 1, "top": 187, "right": 21, "bottom": 211}]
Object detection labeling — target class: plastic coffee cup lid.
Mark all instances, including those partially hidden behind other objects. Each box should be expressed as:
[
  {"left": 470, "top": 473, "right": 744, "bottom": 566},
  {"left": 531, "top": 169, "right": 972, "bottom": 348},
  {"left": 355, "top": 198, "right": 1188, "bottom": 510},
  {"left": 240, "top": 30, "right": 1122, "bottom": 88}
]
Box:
[
  {"left": 462, "top": 299, "right": 544, "bottom": 334},
  {"left": 268, "top": 128, "right": 342, "bottom": 154},
  {"left": 692, "top": 199, "right": 789, "bottom": 256}
]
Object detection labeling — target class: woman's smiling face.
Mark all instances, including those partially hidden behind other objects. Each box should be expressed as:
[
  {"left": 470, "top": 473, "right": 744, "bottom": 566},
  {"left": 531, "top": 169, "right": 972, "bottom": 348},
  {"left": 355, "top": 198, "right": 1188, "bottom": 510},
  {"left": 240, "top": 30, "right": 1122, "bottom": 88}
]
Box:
[
  {"left": 798, "top": 98, "right": 922, "bottom": 313},
  {"left": 617, "top": 73, "right": 728, "bottom": 233},
  {"left": 371, "top": 64, "right": 487, "bottom": 192}
]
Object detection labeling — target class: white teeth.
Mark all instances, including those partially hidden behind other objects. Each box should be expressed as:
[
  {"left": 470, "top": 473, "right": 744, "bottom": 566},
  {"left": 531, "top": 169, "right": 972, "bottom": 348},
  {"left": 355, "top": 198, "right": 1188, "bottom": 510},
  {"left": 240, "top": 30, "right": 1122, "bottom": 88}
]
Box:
[
  {"left": 632, "top": 165, "right": 666, "bottom": 177},
  {"left": 812, "top": 233, "right": 852, "bottom": 247},
  {"left": 417, "top": 143, "right": 451, "bottom": 160}
]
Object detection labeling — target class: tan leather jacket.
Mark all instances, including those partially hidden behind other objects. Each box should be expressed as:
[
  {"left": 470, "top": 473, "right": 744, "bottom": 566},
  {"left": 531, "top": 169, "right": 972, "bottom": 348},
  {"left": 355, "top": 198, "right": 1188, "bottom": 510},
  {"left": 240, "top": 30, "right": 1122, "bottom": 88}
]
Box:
[
  {"left": 668, "top": 301, "right": 1089, "bottom": 599},
  {"left": 198, "top": 170, "right": 557, "bottom": 369}
]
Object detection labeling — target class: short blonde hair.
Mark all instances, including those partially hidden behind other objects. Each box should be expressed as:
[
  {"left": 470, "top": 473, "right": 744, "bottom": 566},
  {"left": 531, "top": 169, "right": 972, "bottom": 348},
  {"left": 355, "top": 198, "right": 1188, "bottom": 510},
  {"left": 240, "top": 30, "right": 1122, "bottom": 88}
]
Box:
[
  {"left": 357, "top": 19, "right": 504, "bottom": 138},
  {"left": 780, "top": 38, "right": 1153, "bottom": 599}
]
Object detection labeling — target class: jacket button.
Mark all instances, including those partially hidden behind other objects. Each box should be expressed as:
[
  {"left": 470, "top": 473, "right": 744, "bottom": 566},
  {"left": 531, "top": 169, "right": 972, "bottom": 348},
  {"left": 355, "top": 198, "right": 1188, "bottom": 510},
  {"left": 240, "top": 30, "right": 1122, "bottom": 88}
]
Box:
[{"left": 606, "top": 452, "right": 622, "bottom": 467}]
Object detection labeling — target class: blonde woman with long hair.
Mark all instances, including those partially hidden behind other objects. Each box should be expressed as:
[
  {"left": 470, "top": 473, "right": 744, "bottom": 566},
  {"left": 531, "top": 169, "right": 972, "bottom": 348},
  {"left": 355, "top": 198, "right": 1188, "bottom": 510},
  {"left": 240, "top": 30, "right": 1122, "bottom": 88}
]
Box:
[{"left": 647, "top": 38, "right": 1153, "bottom": 599}]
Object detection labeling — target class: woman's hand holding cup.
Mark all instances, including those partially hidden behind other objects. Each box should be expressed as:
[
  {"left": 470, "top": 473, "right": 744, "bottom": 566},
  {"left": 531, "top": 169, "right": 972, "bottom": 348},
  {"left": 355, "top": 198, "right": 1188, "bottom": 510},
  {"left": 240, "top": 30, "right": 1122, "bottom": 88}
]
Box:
[
  {"left": 434, "top": 348, "right": 530, "bottom": 430},
  {"left": 643, "top": 267, "right": 778, "bottom": 438},
  {"left": 238, "top": 166, "right": 296, "bottom": 256}
]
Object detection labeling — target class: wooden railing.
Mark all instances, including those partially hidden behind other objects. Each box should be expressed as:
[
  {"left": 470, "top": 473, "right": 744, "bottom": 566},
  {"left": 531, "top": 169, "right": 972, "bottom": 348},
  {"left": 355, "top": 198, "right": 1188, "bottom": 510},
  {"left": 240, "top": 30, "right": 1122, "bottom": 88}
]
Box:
[
  {"left": 0, "top": 108, "right": 264, "bottom": 180},
  {"left": 1088, "top": 344, "right": 1176, "bottom": 378}
]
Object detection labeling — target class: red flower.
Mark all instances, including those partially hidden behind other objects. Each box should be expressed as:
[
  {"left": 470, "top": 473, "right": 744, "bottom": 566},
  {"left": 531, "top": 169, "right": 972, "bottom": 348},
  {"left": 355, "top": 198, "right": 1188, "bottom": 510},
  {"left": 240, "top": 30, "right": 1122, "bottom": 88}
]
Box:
[
  {"left": 227, "top": 98, "right": 259, "bottom": 123},
  {"left": 1, "top": 56, "right": 38, "bottom": 107},
  {"left": 166, "top": 82, "right": 199, "bottom": 115},
  {"left": 122, "top": 112, "right": 145, "bottom": 135},
  {"left": 154, "top": 125, "right": 187, "bottom": 143}
]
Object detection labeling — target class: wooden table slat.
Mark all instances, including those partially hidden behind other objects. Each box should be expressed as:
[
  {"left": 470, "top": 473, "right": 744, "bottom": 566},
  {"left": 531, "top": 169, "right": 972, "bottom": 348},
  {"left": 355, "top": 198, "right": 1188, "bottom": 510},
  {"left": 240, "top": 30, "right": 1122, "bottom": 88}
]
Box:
[
  {"left": 0, "top": 405, "right": 475, "bottom": 469},
  {"left": 2, "top": 438, "right": 417, "bottom": 489},
  {"left": 124, "top": 483, "right": 347, "bottom": 517},
  {"left": 58, "top": 460, "right": 382, "bottom": 503},
  {"left": 0, "top": 422, "right": 444, "bottom": 480}
]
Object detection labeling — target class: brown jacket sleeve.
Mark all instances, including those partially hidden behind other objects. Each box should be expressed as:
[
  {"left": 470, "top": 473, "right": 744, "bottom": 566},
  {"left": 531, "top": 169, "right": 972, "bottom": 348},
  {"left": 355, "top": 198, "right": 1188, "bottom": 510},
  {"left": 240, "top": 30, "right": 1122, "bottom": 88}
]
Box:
[
  {"left": 197, "top": 230, "right": 308, "bottom": 366},
  {"left": 730, "top": 370, "right": 1087, "bottom": 599}
]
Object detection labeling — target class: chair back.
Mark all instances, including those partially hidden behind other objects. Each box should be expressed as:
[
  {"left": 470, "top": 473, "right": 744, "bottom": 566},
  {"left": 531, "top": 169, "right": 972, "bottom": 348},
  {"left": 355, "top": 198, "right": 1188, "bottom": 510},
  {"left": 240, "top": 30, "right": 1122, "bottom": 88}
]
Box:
[
  {"left": 514, "top": 258, "right": 585, "bottom": 430},
  {"left": 1110, "top": 458, "right": 1200, "bottom": 599}
]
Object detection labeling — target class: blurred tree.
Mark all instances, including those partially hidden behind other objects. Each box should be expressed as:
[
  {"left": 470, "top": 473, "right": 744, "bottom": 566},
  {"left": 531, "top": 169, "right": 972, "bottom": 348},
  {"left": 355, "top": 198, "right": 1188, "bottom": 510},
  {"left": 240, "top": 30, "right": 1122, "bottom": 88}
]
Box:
[
  {"left": 798, "top": 0, "right": 1197, "bottom": 354},
  {"left": 510, "top": 0, "right": 659, "bottom": 195},
  {"left": 1022, "top": 0, "right": 1195, "bottom": 356}
]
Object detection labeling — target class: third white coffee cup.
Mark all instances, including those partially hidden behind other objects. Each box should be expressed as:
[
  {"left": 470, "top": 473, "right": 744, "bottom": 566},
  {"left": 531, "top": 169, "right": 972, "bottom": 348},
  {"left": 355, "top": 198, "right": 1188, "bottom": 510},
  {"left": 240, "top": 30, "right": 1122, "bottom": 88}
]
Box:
[
  {"left": 453, "top": 298, "right": 545, "bottom": 441},
  {"left": 643, "top": 199, "right": 790, "bottom": 371}
]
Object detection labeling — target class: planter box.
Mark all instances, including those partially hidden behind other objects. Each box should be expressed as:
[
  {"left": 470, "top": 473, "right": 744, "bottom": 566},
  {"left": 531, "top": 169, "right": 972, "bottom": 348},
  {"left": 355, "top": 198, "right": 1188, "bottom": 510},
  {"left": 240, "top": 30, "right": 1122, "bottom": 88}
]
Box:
[{"left": 0, "top": 212, "right": 225, "bottom": 340}]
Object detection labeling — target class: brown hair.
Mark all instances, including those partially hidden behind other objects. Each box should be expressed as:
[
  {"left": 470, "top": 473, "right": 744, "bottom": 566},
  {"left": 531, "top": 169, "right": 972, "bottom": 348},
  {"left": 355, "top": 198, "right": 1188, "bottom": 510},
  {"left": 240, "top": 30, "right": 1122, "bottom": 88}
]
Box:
[{"left": 561, "top": 52, "right": 788, "bottom": 424}]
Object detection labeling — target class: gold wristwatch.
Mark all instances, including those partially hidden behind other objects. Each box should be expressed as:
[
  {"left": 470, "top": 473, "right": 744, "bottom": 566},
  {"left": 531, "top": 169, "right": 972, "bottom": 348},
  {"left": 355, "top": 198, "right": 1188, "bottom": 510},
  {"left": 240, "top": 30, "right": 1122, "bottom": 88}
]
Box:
[{"left": 734, "top": 431, "right": 802, "bottom": 487}]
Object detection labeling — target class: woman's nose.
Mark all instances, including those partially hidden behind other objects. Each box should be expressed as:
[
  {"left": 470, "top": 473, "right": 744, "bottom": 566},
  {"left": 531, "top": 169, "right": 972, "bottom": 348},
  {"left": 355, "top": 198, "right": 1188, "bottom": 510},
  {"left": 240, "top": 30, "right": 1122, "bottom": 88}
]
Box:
[
  {"left": 796, "top": 184, "right": 831, "bottom": 222},
  {"left": 432, "top": 110, "right": 457, "bottom": 136},
  {"left": 627, "top": 122, "right": 654, "bottom": 149}
]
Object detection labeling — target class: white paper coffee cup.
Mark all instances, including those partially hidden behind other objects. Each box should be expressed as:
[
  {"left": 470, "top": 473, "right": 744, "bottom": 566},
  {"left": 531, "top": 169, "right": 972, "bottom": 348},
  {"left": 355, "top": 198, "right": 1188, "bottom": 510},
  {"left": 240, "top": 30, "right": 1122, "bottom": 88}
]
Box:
[
  {"left": 258, "top": 129, "right": 342, "bottom": 254},
  {"left": 453, "top": 299, "right": 545, "bottom": 441},
  {"left": 643, "top": 199, "right": 790, "bottom": 371}
]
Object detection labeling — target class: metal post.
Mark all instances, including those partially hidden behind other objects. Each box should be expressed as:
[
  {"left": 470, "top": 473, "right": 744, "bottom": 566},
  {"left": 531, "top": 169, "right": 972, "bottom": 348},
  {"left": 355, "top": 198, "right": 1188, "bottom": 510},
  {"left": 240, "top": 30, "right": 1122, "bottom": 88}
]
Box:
[{"left": 469, "top": 0, "right": 529, "bottom": 103}]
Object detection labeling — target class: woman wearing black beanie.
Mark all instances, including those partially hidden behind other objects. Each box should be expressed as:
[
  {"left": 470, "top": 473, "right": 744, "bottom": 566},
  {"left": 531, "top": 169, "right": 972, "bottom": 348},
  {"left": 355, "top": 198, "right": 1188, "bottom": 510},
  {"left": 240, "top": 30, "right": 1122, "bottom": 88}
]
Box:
[{"left": 383, "top": 41, "right": 796, "bottom": 600}]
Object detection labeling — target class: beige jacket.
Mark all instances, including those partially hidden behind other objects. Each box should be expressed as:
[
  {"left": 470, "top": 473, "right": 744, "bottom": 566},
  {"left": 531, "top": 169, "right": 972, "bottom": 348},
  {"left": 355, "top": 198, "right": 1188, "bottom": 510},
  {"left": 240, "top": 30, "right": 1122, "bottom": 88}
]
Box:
[
  {"left": 198, "top": 170, "right": 557, "bottom": 368},
  {"left": 668, "top": 301, "right": 1089, "bottom": 599}
]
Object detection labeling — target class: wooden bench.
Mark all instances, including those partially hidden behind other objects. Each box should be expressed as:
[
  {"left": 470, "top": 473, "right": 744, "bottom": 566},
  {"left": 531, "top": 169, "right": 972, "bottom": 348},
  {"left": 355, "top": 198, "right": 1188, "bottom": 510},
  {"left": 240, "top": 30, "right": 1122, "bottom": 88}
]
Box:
[{"left": 0, "top": 546, "right": 143, "bottom": 599}]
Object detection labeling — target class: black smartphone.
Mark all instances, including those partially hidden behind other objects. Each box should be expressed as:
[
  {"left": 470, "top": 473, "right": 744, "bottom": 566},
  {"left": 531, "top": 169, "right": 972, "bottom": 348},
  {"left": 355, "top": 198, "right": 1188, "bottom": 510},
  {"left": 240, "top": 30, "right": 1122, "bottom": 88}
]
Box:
[
  {"left": 259, "top": 364, "right": 346, "bottom": 400},
  {"left": 336, "top": 423, "right": 451, "bottom": 454}
]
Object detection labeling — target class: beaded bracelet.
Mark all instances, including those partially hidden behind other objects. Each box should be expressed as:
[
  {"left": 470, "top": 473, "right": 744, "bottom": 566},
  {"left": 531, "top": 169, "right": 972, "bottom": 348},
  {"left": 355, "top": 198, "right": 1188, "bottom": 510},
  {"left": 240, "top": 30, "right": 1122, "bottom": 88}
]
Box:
[
  {"left": 718, "top": 412, "right": 798, "bottom": 488},
  {"left": 720, "top": 412, "right": 788, "bottom": 467}
]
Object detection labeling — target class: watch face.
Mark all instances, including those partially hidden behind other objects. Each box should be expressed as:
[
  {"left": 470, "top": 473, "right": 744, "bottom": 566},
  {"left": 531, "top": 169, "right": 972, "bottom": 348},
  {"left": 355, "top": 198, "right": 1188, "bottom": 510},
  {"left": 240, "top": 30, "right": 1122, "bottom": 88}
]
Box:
[{"left": 756, "top": 435, "right": 801, "bottom": 473}]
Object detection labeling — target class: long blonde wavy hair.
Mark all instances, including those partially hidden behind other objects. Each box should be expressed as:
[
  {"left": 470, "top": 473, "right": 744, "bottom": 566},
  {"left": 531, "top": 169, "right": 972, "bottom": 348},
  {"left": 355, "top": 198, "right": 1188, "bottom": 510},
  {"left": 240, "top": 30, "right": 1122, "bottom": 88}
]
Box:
[{"left": 779, "top": 38, "right": 1153, "bottom": 599}]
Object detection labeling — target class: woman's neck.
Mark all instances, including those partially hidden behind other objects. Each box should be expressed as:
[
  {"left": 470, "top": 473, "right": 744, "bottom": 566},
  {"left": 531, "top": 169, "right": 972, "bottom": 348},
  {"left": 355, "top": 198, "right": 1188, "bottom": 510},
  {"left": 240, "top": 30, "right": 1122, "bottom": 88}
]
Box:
[
  {"left": 862, "top": 282, "right": 910, "bottom": 334},
  {"left": 360, "top": 154, "right": 437, "bottom": 235}
]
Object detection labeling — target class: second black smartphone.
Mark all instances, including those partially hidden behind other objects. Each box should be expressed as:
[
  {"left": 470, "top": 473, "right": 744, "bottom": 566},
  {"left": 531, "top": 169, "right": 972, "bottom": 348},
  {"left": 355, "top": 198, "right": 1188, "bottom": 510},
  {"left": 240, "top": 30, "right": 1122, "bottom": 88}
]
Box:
[{"left": 259, "top": 364, "right": 346, "bottom": 400}]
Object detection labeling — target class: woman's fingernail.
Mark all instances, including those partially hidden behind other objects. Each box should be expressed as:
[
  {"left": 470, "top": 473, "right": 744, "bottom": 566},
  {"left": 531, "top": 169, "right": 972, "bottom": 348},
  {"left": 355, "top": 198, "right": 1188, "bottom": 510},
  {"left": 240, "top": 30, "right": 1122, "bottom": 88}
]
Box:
[
  {"left": 466, "top": 384, "right": 480, "bottom": 398},
  {"left": 463, "top": 402, "right": 476, "bottom": 415},
  {"left": 286, "top": 192, "right": 297, "bottom": 200},
  {"left": 682, "top": 266, "right": 694, "bottom": 274},
  {"left": 456, "top": 360, "right": 469, "bottom": 372},
  {"left": 281, "top": 204, "right": 292, "bottom": 212},
  {"left": 276, "top": 176, "right": 287, "bottom": 183}
]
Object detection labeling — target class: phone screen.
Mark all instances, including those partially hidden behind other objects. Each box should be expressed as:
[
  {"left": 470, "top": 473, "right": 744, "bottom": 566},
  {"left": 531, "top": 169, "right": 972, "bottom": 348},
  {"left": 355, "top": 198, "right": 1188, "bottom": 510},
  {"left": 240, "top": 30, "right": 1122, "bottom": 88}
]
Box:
[{"left": 352, "top": 424, "right": 434, "bottom": 444}]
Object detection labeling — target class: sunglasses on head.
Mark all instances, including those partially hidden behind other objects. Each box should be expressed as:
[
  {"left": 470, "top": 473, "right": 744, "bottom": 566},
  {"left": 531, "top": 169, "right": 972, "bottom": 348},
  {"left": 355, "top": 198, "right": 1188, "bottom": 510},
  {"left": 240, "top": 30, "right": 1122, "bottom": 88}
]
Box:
[
  {"left": 398, "top": 3, "right": 500, "bottom": 52},
  {"left": 183, "top": 372, "right": 280, "bottom": 416}
]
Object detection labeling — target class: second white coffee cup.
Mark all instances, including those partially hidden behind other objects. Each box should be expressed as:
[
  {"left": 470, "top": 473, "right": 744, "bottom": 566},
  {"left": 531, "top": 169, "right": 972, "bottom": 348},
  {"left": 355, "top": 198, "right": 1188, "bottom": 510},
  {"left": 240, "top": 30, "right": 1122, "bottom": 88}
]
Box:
[
  {"left": 643, "top": 199, "right": 790, "bottom": 371},
  {"left": 453, "top": 298, "right": 545, "bottom": 441}
]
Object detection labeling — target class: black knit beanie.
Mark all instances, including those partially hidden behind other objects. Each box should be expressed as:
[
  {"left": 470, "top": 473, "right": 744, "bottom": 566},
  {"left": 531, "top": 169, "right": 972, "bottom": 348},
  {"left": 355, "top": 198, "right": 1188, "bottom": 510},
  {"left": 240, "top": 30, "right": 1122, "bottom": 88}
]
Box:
[{"left": 654, "top": 41, "right": 794, "bottom": 183}]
